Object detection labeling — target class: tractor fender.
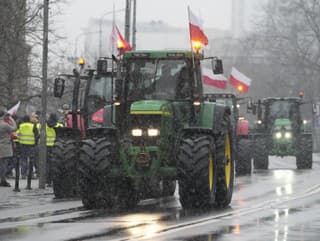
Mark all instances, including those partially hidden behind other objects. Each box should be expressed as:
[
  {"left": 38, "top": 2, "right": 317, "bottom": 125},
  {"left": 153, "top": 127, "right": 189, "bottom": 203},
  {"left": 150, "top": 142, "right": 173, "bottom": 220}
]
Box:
[
  {"left": 213, "top": 104, "right": 231, "bottom": 135},
  {"left": 237, "top": 119, "right": 249, "bottom": 136},
  {"left": 55, "top": 127, "right": 82, "bottom": 141}
]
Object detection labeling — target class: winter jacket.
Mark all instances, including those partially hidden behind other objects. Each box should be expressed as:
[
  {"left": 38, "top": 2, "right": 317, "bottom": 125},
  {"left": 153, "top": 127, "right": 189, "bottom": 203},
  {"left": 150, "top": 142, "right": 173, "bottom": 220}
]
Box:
[{"left": 0, "top": 116, "right": 17, "bottom": 158}]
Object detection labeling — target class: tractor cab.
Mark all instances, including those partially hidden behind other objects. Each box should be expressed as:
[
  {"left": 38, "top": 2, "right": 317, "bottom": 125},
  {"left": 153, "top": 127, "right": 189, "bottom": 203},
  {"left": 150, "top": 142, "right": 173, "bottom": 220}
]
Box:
[{"left": 262, "top": 98, "right": 302, "bottom": 132}]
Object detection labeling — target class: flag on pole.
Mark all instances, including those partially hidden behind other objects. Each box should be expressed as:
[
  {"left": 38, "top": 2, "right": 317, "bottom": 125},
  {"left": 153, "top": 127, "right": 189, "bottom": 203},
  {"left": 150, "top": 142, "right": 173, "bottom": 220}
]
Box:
[
  {"left": 202, "top": 67, "right": 227, "bottom": 89},
  {"left": 8, "top": 101, "right": 20, "bottom": 115},
  {"left": 188, "top": 7, "right": 208, "bottom": 50},
  {"left": 229, "top": 67, "right": 252, "bottom": 93},
  {"left": 110, "top": 24, "right": 132, "bottom": 56}
]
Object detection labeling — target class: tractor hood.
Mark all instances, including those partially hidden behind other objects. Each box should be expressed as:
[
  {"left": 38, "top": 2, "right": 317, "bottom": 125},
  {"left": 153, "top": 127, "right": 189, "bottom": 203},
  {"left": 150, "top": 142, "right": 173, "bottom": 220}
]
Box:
[
  {"left": 130, "top": 100, "right": 172, "bottom": 115},
  {"left": 273, "top": 118, "right": 292, "bottom": 130}
]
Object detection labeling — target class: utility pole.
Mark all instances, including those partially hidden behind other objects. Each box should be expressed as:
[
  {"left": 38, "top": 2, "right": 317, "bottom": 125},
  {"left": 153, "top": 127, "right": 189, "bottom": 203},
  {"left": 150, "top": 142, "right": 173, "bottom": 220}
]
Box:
[
  {"left": 124, "top": 0, "right": 131, "bottom": 43},
  {"left": 132, "top": 0, "right": 137, "bottom": 50},
  {"left": 39, "top": 0, "right": 49, "bottom": 189}
]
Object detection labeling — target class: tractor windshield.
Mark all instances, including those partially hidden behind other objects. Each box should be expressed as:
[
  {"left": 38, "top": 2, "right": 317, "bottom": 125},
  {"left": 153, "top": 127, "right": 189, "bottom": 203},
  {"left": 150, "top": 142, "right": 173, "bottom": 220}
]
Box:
[
  {"left": 126, "top": 59, "right": 192, "bottom": 100},
  {"left": 86, "top": 75, "right": 112, "bottom": 115},
  {"left": 268, "top": 100, "right": 300, "bottom": 122}
]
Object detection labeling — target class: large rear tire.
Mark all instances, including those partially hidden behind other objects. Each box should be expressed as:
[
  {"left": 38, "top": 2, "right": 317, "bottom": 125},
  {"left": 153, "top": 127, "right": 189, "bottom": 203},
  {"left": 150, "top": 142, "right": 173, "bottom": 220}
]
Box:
[
  {"left": 253, "top": 137, "right": 269, "bottom": 169},
  {"left": 78, "top": 138, "right": 116, "bottom": 209},
  {"left": 235, "top": 139, "right": 252, "bottom": 175},
  {"left": 177, "top": 135, "right": 217, "bottom": 208},
  {"left": 51, "top": 139, "right": 78, "bottom": 198},
  {"left": 296, "top": 134, "right": 313, "bottom": 169}
]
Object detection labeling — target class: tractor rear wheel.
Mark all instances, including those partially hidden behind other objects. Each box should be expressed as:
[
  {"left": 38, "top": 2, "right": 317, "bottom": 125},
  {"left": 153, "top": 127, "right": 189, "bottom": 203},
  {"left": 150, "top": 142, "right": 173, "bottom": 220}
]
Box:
[
  {"left": 215, "top": 128, "right": 235, "bottom": 208},
  {"left": 78, "top": 138, "right": 116, "bottom": 209},
  {"left": 296, "top": 134, "right": 313, "bottom": 169},
  {"left": 52, "top": 139, "right": 78, "bottom": 198},
  {"left": 177, "top": 135, "right": 217, "bottom": 208},
  {"left": 236, "top": 139, "right": 252, "bottom": 175},
  {"left": 253, "top": 137, "right": 269, "bottom": 169}
]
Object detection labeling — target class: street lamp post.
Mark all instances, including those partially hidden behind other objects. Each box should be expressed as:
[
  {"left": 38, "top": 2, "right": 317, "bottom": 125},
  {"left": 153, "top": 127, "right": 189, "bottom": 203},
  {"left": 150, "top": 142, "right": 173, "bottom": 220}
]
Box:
[{"left": 98, "top": 8, "right": 125, "bottom": 57}]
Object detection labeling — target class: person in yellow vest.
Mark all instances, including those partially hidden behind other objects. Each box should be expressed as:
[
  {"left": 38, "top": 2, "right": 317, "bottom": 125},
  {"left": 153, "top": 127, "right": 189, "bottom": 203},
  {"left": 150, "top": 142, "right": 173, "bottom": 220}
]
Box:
[
  {"left": 45, "top": 113, "right": 63, "bottom": 185},
  {"left": 18, "top": 115, "right": 39, "bottom": 179},
  {"left": 30, "top": 112, "right": 40, "bottom": 177}
]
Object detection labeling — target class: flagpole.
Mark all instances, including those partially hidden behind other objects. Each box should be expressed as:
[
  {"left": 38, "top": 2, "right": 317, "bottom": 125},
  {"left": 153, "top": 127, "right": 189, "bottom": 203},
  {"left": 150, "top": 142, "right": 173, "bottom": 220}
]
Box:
[{"left": 187, "top": 6, "right": 197, "bottom": 89}]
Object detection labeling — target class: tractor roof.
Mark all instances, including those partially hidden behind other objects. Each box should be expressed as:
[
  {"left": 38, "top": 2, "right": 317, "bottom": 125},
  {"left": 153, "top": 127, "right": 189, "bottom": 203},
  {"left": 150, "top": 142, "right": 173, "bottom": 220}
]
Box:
[
  {"left": 262, "top": 97, "right": 302, "bottom": 103},
  {"left": 123, "top": 50, "right": 203, "bottom": 59}
]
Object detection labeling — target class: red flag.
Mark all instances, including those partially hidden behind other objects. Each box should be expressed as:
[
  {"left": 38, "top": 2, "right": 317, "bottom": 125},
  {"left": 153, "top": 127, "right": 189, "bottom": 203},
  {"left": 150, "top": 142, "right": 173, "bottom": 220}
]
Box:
[
  {"left": 188, "top": 8, "right": 208, "bottom": 49},
  {"left": 111, "top": 24, "right": 132, "bottom": 56},
  {"left": 229, "top": 67, "right": 252, "bottom": 93},
  {"left": 8, "top": 101, "right": 20, "bottom": 115},
  {"left": 202, "top": 67, "right": 227, "bottom": 89}
]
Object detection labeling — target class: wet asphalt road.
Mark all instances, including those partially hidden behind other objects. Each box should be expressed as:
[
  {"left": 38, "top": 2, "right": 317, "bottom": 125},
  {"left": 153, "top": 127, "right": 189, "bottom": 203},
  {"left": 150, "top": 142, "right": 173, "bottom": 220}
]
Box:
[{"left": 1, "top": 155, "right": 320, "bottom": 241}]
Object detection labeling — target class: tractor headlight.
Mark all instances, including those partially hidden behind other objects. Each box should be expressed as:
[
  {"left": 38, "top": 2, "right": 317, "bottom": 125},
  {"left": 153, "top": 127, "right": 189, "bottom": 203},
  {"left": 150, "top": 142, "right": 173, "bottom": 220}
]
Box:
[
  {"left": 284, "top": 132, "right": 292, "bottom": 139},
  {"left": 132, "top": 129, "right": 142, "bottom": 137},
  {"left": 275, "top": 132, "right": 282, "bottom": 139},
  {"left": 147, "top": 128, "right": 159, "bottom": 137}
]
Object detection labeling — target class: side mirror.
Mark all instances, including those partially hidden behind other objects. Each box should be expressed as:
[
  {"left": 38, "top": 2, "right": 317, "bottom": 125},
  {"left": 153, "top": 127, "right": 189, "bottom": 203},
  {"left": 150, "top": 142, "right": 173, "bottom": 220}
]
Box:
[
  {"left": 212, "top": 59, "right": 223, "bottom": 74},
  {"left": 53, "top": 77, "right": 65, "bottom": 98}
]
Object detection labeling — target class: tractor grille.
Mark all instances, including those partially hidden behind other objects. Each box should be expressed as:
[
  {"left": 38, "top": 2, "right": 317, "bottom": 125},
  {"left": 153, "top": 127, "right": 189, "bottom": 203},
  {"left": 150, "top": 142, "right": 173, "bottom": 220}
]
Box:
[{"left": 130, "top": 114, "right": 161, "bottom": 146}]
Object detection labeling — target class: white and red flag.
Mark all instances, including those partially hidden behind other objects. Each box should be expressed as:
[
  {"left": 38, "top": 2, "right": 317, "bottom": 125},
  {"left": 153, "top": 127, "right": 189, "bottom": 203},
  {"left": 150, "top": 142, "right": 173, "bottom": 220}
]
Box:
[
  {"left": 229, "top": 67, "right": 252, "bottom": 93},
  {"left": 8, "top": 101, "right": 20, "bottom": 115},
  {"left": 188, "top": 7, "right": 208, "bottom": 50},
  {"left": 110, "top": 24, "right": 132, "bottom": 56},
  {"left": 202, "top": 67, "right": 227, "bottom": 89}
]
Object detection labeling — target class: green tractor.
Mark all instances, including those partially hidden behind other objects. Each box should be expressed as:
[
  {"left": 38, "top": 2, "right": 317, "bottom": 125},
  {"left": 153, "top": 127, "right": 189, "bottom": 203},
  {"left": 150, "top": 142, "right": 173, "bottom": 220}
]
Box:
[
  {"left": 78, "top": 50, "right": 235, "bottom": 209},
  {"left": 251, "top": 97, "right": 313, "bottom": 169},
  {"left": 52, "top": 58, "right": 114, "bottom": 198},
  {"left": 204, "top": 93, "right": 251, "bottom": 175}
]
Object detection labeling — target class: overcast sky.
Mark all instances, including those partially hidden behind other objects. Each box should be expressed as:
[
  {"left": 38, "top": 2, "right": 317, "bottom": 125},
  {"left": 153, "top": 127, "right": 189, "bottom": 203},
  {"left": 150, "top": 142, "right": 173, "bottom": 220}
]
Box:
[{"left": 58, "top": 0, "right": 232, "bottom": 38}]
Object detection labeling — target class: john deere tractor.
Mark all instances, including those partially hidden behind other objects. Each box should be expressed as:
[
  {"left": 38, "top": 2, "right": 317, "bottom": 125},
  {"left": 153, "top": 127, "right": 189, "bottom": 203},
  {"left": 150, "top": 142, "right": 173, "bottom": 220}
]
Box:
[
  {"left": 251, "top": 97, "right": 312, "bottom": 169},
  {"left": 78, "top": 50, "right": 235, "bottom": 209},
  {"left": 52, "top": 58, "right": 114, "bottom": 198}
]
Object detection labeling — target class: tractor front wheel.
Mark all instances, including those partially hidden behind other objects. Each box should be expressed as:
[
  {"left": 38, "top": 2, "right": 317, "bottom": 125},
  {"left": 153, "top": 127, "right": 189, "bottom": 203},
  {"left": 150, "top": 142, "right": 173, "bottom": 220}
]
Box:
[
  {"left": 177, "top": 135, "right": 217, "bottom": 208},
  {"left": 235, "top": 138, "right": 252, "bottom": 175},
  {"left": 253, "top": 137, "right": 269, "bottom": 169},
  {"left": 296, "top": 134, "right": 313, "bottom": 169}
]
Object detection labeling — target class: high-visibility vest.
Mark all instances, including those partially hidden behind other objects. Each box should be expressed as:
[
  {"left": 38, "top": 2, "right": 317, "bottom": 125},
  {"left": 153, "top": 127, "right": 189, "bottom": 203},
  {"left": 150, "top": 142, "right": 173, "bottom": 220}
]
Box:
[
  {"left": 18, "top": 122, "right": 36, "bottom": 145},
  {"left": 46, "top": 124, "right": 56, "bottom": 147},
  {"left": 55, "top": 123, "right": 64, "bottom": 128}
]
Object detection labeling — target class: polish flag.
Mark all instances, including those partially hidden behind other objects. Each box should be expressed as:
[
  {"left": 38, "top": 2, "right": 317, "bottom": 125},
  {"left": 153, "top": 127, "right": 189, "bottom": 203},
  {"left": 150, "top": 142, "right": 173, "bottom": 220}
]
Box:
[
  {"left": 8, "top": 101, "right": 20, "bottom": 115},
  {"left": 188, "top": 8, "right": 208, "bottom": 48},
  {"left": 110, "top": 24, "right": 132, "bottom": 56},
  {"left": 229, "top": 67, "right": 252, "bottom": 93},
  {"left": 202, "top": 67, "right": 227, "bottom": 89}
]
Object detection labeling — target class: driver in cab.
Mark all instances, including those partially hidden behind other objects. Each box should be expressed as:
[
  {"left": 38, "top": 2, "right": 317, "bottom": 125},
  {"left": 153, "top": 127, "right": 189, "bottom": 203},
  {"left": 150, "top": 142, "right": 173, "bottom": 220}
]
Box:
[{"left": 156, "top": 64, "right": 176, "bottom": 95}]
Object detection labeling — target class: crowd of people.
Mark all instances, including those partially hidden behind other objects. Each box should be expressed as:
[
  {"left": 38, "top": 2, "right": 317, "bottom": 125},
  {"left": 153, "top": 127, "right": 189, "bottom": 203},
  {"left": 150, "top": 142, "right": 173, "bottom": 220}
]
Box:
[{"left": 0, "top": 108, "right": 63, "bottom": 187}]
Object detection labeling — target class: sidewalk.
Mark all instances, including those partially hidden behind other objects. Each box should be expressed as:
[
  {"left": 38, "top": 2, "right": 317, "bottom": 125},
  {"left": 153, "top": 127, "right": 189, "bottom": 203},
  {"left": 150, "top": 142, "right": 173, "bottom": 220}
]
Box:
[
  {"left": 0, "top": 178, "right": 53, "bottom": 209},
  {"left": 0, "top": 179, "right": 82, "bottom": 221}
]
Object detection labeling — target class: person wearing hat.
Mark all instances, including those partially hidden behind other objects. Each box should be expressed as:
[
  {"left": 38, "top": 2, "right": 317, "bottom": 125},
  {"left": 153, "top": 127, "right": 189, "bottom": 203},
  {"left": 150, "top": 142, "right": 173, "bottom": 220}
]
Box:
[{"left": 0, "top": 108, "right": 17, "bottom": 186}]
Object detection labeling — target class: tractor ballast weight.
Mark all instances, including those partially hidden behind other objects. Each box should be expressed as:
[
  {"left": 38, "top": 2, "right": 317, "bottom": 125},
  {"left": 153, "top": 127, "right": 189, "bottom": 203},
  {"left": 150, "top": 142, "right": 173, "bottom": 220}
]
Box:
[
  {"left": 78, "top": 50, "right": 235, "bottom": 209},
  {"left": 251, "top": 97, "right": 312, "bottom": 169}
]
